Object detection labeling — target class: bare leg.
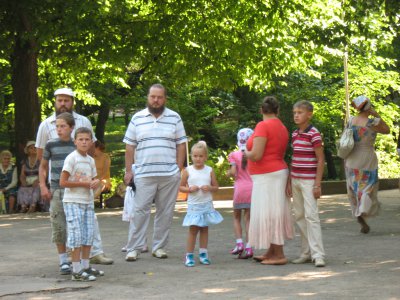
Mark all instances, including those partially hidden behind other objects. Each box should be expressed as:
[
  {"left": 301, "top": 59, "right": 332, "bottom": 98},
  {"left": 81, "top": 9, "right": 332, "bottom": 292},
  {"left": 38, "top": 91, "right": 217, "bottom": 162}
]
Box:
[
  {"left": 357, "top": 216, "right": 370, "bottom": 234},
  {"left": 199, "top": 227, "right": 209, "bottom": 249},
  {"left": 8, "top": 195, "right": 16, "bottom": 213},
  {"left": 28, "top": 204, "right": 36, "bottom": 213},
  {"left": 81, "top": 245, "right": 91, "bottom": 260},
  {"left": 21, "top": 205, "right": 28, "bottom": 213},
  {"left": 186, "top": 226, "right": 200, "bottom": 253},
  {"left": 243, "top": 208, "right": 250, "bottom": 244},
  {"left": 261, "top": 244, "right": 288, "bottom": 265},
  {"left": 56, "top": 243, "right": 67, "bottom": 254},
  {"left": 71, "top": 247, "right": 81, "bottom": 264},
  {"left": 233, "top": 209, "right": 242, "bottom": 239}
]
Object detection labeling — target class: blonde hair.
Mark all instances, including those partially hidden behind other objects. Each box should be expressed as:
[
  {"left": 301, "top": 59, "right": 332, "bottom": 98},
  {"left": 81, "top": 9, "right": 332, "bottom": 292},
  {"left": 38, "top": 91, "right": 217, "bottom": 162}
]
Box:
[
  {"left": 0, "top": 150, "right": 13, "bottom": 160},
  {"left": 293, "top": 100, "right": 314, "bottom": 112},
  {"left": 190, "top": 141, "right": 208, "bottom": 158}
]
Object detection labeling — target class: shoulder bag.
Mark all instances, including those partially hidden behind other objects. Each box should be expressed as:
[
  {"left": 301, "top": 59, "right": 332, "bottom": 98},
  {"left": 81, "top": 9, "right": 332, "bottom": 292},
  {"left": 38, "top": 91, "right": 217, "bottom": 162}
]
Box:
[{"left": 337, "top": 117, "right": 354, "bottom": 159}]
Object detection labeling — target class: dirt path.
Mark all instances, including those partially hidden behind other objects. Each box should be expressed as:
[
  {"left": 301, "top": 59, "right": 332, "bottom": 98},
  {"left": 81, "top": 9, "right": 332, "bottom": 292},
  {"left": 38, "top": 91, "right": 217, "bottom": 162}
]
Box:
[{"left": 0, "top": 190, "right": 399, "bottom": 299}]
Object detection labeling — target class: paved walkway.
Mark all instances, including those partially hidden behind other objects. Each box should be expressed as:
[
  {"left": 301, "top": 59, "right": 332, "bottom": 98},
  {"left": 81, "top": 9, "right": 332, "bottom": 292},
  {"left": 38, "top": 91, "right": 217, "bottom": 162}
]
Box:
[{"left": 0, "top": 189, "right": 399, "bottom": 299}]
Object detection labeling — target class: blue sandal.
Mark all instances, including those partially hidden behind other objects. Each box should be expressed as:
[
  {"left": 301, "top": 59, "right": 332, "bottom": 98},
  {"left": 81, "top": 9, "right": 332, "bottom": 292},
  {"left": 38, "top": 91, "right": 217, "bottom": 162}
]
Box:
[{"left": 185, "top": 253, "right": 195, "bottom": 267}]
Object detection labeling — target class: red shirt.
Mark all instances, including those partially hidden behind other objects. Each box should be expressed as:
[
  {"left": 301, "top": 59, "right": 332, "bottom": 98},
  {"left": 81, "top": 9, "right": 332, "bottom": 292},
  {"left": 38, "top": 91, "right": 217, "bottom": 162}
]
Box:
[{"left": 247, "top": 118, "right": 288, "bottom": 175}]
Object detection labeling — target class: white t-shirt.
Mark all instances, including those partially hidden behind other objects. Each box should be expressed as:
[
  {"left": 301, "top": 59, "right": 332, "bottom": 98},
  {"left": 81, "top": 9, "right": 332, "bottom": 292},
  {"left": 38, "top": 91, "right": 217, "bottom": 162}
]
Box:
[{"left": 62, "top": 150, "right": 97, "bottom": 204}]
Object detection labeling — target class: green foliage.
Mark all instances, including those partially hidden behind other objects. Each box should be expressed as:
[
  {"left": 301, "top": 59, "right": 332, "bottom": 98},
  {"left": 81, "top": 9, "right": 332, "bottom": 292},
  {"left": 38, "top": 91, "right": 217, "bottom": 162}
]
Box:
[
  {"left": 206, "top": 148, "right": 234, "bottom": 187},
  {"left": 1, "top": 0, "right": 400, "bottom": 180}
]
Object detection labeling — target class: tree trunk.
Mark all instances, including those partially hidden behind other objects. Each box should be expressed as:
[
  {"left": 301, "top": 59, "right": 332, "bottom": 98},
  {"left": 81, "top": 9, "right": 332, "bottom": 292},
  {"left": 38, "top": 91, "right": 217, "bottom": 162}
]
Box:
[
  {"left": 11, "top": 10, "right": 40, "bottom": 167},
  {"left": 95, "top": 101, "right": 110, "bottom": 143},
  {"left": 324, "top": 149, "right": 337, "bottom": 179}
]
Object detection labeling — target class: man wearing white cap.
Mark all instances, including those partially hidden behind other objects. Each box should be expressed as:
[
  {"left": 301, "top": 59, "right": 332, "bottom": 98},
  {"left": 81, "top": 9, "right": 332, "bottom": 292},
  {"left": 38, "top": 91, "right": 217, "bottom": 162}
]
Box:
[{"left": 36, "top": 87, "right": 113, "bottom": 265}]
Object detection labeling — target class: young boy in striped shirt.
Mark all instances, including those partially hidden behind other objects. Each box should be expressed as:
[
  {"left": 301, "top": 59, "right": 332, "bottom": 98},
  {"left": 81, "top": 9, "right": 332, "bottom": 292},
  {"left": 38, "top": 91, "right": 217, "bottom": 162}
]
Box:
[{"left": 287, "top": 100, "right": 326, "bottom": 267}]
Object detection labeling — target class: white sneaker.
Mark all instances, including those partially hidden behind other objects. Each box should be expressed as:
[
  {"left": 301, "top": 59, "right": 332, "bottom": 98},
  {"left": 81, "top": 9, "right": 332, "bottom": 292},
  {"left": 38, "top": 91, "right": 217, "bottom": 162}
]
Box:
[
  {"left": 314, "top": 257, "right": 326, "bottom": 267},
  {"left": 152, "top": 248, "right": 168, "bottom": 259},
  {"left": 125, "top": 250, "right": 140, "bottom": 261},
  {"left": 291, "top": 256, "right": 312, "bottom": 264}
]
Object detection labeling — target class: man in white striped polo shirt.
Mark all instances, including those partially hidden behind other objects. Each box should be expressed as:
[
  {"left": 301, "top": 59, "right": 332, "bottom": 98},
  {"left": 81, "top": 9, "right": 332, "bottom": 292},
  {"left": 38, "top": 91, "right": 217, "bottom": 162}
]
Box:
[{"left": 124, "top": 83, "right": 187, "bottom": 261}]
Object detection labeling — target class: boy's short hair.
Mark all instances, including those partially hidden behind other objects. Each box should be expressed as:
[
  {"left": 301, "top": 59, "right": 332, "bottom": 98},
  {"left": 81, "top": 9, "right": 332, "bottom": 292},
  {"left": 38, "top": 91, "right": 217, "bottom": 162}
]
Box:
[
  {"left": 293, "top": 100, "right": 314, "bottom": 112},
  {"left": 74, "top": 127, "right": 93, "bottom": 139},
  {"left": 56, "top": 112, "right": 75, "bottom": 127}
]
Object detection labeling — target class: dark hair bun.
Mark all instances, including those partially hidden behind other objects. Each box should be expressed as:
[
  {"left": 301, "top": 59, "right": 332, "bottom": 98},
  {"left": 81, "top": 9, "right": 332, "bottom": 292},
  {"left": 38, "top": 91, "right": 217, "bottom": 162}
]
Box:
[{"left": 261, "top": 96, "right": 279, "bottom": 114}]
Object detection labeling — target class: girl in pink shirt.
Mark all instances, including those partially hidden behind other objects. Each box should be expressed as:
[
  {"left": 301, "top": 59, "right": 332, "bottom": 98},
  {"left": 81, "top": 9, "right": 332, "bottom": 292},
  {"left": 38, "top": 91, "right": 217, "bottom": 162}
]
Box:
[{"left": 227, "top": 128, "right": 254, "bottom": 258}]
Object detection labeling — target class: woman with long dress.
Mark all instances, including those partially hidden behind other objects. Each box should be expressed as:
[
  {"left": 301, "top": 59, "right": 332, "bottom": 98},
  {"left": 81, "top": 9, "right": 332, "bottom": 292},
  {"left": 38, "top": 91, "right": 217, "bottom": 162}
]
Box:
[
  {"left": 17, "top": 141, "right": 41, "bottom": 213},
  {"left": 245, "top": 96, "right": 293, "bottom": 265},
  {"left": 345, "top": 96, "right": 390, "bottom": 233}
]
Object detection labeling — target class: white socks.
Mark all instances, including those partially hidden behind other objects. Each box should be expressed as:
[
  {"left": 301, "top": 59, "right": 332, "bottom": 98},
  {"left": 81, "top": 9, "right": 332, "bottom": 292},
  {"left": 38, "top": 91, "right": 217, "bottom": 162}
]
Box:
[
  {"left": 72, "top": 262, "right": 81, "bottom": 273},
  {"left": 59, "top": 253, "right": 68, "bottom": 265},
  {"left": 199, "top": 248, "right": 208, "bottom": 254},
  {"left": 81, "top": 259, "right": 90, "bottom": 269}
]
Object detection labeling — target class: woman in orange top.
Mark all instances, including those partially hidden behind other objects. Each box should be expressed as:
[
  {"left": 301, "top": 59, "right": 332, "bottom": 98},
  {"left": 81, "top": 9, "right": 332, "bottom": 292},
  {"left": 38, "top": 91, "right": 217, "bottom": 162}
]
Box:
[{"left": 245, "top": 96, "right": 293, "bottom": 265}]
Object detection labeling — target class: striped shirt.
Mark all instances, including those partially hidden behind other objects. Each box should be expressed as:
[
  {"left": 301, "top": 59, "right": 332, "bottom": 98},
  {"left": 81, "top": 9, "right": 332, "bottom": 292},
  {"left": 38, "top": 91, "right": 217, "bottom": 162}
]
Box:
[
  {"left": 35, "top": 111, "right": 96, "bottom": 149},
  {"left": 123, "top": 107, "right": 187, "bottom": 178},
  {"left": 290, "top": 125, "right": 322, "bottom": 180},
  {"left": 43, "top": 138, "right": 76, "bottom": 189}
]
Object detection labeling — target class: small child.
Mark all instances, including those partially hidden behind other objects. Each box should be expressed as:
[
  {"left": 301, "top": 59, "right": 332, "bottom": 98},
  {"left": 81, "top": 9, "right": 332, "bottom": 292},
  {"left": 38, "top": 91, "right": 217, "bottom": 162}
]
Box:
[
  {"left": 287, "top": 100, "right": 326, "bottom": 267},
  {"left": 60, "top": 127, "right": 103, "bottom": 281},
  {"left": 180, "top": 141, "right": 223, "bottom": 267},
  {"left": 39, "top": 112, "right": 77, "bottom": 275},
  {"left": 227, "top": 128, "right": 254, "bottom": 258}
]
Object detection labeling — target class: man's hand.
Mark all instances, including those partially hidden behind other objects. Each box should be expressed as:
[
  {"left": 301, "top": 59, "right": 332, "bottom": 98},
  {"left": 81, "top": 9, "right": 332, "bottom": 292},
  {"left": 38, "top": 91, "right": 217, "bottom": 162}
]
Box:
[
  {"left": 124, "top": 171, "right": 133, "bottom": 185},
  {"left": 40, "top": 185, "right": 52, "bottom": 202}
]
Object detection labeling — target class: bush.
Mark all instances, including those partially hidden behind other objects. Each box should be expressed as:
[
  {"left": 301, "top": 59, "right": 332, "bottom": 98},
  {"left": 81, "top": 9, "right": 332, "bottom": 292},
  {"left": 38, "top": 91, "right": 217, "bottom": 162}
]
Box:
[{"left": 207, "top": 147, "right": 234, "bottom": 186}]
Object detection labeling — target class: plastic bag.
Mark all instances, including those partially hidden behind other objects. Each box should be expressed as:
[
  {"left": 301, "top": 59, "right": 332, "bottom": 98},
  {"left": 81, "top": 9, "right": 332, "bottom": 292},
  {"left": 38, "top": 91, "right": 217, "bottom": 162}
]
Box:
[{"left": 122, "top": 186, "right": 135, "bottom": 222}]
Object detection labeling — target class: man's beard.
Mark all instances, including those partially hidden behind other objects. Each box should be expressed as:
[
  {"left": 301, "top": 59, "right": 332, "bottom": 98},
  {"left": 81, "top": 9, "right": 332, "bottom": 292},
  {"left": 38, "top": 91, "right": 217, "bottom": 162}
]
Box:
[
  {"left": 55, "top": 107, "right": 73, "bottom": 115},
  {"left": 147, "top": 104, "right": 165, "bottom": 115}
]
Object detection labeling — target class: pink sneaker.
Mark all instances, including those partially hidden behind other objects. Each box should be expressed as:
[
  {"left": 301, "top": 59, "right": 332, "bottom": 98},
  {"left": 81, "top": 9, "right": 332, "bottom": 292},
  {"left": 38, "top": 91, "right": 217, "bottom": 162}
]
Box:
[
  {"left": 230, "top": 242, "right": 244, "bottom": 255},
  {"left": 239, "top": 247, "right": 253, "bottom": 259}
]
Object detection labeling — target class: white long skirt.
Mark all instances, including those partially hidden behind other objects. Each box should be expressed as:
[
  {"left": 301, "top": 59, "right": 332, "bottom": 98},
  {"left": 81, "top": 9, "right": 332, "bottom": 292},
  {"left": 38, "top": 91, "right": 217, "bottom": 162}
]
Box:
[{"left": 249, "top": 169, "right": 294, "bottom": 249}]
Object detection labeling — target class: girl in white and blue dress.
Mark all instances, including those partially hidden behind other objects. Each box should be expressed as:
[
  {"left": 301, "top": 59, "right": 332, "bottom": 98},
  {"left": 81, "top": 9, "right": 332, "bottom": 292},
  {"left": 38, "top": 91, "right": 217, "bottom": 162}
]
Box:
[{"left": 179, "top": 141, "right": 223, "bottom": 267}]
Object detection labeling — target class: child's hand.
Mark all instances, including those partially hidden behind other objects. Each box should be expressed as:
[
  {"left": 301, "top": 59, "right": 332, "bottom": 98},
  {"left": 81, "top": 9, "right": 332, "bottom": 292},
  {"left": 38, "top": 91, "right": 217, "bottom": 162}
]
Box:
[
  {"left": 285, "top": 184, "right": 292, "bottom": 198},
  {"left": 90, "top": 179, "right": 101, "bottom": 190},
  {"left": 200, "top": 185, "right": 211, "bottom": 192},
  {"left": 313, "top": 186, "right": 321, "bottom": 199},
  {"left": 188, "top": 185, "right": 200, "bottom": 193}
]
